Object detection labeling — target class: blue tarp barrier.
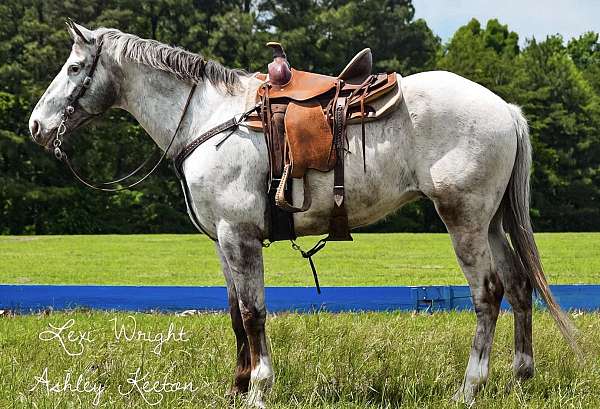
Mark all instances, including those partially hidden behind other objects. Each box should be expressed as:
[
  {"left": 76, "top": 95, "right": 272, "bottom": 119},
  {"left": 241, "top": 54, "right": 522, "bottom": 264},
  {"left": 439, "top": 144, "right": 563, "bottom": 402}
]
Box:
[{"left": 1, "top": 284, "right": 599, "bottom": 313}]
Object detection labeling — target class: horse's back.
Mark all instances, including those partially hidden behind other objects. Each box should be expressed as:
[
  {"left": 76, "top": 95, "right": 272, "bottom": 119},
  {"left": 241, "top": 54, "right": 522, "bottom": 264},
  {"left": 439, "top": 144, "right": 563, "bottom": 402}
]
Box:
[{"left": 401, "top": 70, "right": 516, "bottom": 143}]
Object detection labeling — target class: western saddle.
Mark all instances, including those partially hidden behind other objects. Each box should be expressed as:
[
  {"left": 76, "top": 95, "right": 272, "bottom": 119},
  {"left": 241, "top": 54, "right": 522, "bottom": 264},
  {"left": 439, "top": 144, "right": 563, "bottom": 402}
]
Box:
[{"left": 245, "top": 43, "right": 402, "bottom": 242}]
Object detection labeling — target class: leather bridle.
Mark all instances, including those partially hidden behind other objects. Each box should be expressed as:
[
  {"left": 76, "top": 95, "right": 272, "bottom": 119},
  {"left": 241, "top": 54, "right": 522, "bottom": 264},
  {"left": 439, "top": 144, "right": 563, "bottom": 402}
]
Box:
[{"left": 52, "top": 38, "right": 197, "bottom": 192}]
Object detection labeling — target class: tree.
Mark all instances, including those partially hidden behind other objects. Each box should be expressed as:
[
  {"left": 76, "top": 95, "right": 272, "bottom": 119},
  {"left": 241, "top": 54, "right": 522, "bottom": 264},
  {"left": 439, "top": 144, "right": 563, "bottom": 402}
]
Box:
[
  {"left": 568, "top": 32, "right": 600, "bottom": 94},
  {"left": 512, "top": 36, "right": 600, "bottom": 230},
  {"left": 438, "top": 18, "right": 519, "bottom": 99}
]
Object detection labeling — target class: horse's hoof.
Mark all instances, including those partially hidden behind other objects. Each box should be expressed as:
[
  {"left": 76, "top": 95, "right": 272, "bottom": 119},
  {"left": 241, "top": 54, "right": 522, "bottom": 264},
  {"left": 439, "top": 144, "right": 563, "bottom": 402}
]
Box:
[
  {"left": 451, "top": 388, "right": 475, "bottom": 407},
  {"left": 225, "top": 385, "right": 247, "bottom": 406},
  {"left": 247, "top": 389, "right": 267, "bottom": 409}
]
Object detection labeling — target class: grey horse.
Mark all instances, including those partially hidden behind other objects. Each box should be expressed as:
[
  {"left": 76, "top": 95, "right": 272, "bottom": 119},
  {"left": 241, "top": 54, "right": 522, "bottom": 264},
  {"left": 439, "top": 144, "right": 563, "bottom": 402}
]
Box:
[{"left": 29, "top": 23, "right": 578, "bottom": 407}]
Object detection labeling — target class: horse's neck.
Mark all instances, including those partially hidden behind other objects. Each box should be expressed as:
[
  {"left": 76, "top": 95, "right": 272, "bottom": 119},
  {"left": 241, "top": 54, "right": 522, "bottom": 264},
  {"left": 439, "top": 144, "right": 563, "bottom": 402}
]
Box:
[{"left": 115, "top": 62, "right": 260, "bottom": 154}]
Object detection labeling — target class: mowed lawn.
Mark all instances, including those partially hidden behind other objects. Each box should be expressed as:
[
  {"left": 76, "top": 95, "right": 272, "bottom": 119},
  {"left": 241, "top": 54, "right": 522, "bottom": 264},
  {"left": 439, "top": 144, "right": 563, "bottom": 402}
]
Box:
[{"left": 0, "top": 233, "right": 598, "bottom": 286}]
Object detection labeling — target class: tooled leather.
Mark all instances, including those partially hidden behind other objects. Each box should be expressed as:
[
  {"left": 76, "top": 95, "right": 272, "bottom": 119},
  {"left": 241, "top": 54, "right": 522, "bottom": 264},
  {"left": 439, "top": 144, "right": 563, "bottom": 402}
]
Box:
[
  {"left": 284, "top": 100, "right": 336, "bottom": 178},
  {"left": 258, "top": 69, "right": 338, "bottom": 101}
]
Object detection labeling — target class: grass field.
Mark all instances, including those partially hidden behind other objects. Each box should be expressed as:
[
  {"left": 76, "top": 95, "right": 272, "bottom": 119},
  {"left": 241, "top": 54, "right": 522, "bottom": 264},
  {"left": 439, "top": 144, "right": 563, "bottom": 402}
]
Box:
[
  {"left": 1, "top": 233, "right": 599, "bottom": 286},
  {"left": 2, "top": 233, "right": 599, "bottom": 407},
  {"left": 1, "top": 309, "right": 599, "bottom": 408}
]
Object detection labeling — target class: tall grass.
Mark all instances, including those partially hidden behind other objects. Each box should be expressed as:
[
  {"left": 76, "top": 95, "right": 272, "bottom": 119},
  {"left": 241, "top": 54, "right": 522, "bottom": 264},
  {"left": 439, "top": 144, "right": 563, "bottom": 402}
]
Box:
[{"left": 1, "top": 310, "right": 598, "bottom": 408}]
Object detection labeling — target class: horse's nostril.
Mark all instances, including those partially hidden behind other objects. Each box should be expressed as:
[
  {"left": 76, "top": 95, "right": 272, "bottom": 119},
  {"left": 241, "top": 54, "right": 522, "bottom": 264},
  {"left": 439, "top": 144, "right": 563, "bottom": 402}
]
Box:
[{"left": 30, "top": 119, "right": 41, "bottom": 139}]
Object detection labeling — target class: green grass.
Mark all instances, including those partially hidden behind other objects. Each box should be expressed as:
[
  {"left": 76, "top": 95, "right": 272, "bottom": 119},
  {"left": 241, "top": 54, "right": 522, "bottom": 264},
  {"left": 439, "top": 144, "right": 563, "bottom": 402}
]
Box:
[
  {"left": 1, "top": 310, "right": 599, "bottom": 408},
  {"left": 2, "top": 234, "right": 599, "bottom": 407},
  {"left": 0, "top": 233, "right": 598, "bottom": 286}
]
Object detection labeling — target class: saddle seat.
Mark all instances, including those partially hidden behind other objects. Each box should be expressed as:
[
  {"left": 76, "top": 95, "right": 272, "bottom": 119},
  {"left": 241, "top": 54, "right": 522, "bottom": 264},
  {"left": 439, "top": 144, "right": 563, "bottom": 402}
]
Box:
[{"left": 259, "top": 48, "right": 374, "bottom": 101}]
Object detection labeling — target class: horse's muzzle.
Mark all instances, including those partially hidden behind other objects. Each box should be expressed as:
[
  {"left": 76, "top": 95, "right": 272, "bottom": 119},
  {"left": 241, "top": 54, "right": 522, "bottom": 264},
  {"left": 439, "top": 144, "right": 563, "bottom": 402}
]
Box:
[{"left": 29, "top": 119, "right": 55, "bottom": 148}]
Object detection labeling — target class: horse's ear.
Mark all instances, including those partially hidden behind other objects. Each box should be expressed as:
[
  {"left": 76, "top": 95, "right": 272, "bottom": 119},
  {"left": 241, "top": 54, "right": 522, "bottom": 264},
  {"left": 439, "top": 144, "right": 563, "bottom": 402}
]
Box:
[{"left": 66, "top": 19, "right": 93, "bottom": 45}]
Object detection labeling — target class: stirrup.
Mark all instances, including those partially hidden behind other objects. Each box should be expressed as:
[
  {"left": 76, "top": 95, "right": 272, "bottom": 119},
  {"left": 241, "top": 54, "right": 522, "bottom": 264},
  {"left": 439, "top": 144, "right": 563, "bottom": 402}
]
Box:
[{"left": 275, "top": 164, "right": 311, "bottom": 213}]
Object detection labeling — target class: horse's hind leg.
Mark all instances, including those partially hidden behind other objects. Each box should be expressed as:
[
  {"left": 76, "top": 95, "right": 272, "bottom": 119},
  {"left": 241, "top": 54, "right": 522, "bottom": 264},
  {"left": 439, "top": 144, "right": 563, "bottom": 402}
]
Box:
[
  {"left": 216, "top": 243, "right": 252, "bottom": 396},
  {"left": 488, "top": 209, "right": 534, "bottom": 380},
  {"left": 217, "top": 222, "right": 274, "bottom": 409},
  {"left": 435, "top": 199, "right": 504, "bottom": 404}
]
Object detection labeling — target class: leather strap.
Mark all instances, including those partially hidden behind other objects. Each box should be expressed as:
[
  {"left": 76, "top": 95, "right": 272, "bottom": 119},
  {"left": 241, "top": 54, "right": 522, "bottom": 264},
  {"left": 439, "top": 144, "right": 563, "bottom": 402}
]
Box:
[
  {"left": 260, "top": 86, "right": 296, "bottom": 241},
  {"left": 66, "top": 41, "right": 104, "bottom": 112},
  {"left": 175, "top": 117, "right": 236, "bottom": 170},
  {"left": 173, "top": 159, "right": 216, "bottom": 240},
  {"left": 174, "top": 104, "right": 259, "bottom": 172},
  {"left": 332, "top": 96, "right": 347, "bottom": 207},
  {"left": 327, "top": 96, "right": 352, "bottom": 241}
]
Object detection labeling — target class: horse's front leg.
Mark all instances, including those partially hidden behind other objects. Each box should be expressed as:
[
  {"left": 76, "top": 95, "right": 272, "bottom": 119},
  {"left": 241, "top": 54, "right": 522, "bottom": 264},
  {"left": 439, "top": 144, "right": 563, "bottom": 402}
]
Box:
[
  {"left": 216, "top": 243, "right": 252, "bottom": 396},
  {"left": 217, "top": 222, "right": 274, "bottom": 409}
]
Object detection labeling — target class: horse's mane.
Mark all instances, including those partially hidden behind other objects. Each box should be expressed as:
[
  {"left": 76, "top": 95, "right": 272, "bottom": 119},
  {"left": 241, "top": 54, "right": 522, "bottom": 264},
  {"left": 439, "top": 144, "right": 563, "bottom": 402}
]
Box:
[{"left": 97, "top": 28, "right": 245, "bottom": 93}]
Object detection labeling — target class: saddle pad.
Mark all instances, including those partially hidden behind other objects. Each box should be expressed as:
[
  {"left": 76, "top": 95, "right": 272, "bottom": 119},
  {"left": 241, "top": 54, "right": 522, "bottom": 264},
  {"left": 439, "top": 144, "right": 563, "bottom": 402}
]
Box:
[
  {"left": 347, "top": 73, "right": 403, "bottom": 124},
  {"left": 258, "top": 69, "right": 338, "bottom": 101},
  {"left": 284, "top": 100, "right": 336, "bottom": 178}
]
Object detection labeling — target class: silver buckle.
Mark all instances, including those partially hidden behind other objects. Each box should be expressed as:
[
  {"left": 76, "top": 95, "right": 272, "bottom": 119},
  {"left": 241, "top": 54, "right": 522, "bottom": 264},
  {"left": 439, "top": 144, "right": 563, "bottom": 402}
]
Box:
[{"left": 83, "top": 76, "right": 92, "bottom": 87}]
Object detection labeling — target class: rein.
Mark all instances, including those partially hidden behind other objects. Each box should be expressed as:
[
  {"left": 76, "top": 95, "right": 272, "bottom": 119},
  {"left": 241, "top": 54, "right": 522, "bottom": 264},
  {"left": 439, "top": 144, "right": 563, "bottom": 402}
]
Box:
[{"left": 52, "top": 39, "right": 197, "bottom": 192}]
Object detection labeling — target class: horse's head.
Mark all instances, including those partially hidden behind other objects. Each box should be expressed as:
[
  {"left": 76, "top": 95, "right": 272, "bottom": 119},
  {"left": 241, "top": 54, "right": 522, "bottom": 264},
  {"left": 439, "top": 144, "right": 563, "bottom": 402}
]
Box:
[{"left": 29, "top": 21, "right": 120, "bottom": 149}]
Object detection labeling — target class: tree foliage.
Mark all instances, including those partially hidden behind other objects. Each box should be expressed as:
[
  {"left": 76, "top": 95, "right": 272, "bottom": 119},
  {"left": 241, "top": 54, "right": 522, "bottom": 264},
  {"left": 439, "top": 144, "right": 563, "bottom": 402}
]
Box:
[
  {"left": 0, "top": 2, "right": 597, "bottom": 233},
  {"left": 440, "top": 22, "right": 600, "bottom": 231}
]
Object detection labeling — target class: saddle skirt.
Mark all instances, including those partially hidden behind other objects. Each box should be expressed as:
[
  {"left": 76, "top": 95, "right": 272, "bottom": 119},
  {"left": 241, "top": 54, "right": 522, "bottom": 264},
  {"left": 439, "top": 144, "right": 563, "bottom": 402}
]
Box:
[{"left": 245, "top": 72, "right": 402, "bottom": 138}]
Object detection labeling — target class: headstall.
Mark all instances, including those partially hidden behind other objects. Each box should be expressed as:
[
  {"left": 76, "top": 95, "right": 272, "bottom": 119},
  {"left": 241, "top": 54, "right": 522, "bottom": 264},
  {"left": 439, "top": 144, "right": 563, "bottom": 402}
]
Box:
[{"left": 52, "top": 38, "right": 198, "bottom": 192}]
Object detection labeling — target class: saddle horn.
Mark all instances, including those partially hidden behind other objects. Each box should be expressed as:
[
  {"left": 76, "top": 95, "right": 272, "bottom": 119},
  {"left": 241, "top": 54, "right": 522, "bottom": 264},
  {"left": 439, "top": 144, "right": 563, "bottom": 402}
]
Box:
[{"left": 266, "top": 42, "right": 292, "bottom": 86}]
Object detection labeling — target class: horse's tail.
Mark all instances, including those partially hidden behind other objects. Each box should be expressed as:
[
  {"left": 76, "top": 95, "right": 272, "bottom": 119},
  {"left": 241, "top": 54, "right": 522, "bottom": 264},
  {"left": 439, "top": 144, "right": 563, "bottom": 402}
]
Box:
[{"left": 504, "top": 104, "right": 581, "bottom": 356}]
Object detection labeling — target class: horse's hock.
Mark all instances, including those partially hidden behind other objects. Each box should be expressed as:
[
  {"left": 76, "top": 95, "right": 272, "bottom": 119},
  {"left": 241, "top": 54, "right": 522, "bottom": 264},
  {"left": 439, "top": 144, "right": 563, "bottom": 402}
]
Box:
[{"left": 245, "top": 43, "right": 404, "bottom": 242}]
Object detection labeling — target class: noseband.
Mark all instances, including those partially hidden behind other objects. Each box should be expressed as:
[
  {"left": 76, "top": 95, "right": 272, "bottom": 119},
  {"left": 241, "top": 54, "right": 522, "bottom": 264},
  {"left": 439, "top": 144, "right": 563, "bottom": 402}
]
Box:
[{"left": 52, "top": 39, "right": 197, "bottom": 192}]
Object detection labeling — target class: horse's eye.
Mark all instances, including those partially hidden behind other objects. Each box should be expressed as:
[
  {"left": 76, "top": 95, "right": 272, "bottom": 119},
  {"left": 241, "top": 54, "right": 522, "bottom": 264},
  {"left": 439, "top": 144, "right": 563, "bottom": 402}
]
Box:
[{"left": 68, "top": 64, "right": 82, "bottom": 75}]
